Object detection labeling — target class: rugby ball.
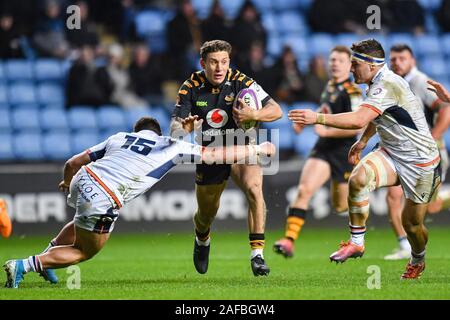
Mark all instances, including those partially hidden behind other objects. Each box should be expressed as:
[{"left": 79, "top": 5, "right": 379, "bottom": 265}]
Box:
[{"left": 233, "top": 88, "right": 260, "bottom": 130}]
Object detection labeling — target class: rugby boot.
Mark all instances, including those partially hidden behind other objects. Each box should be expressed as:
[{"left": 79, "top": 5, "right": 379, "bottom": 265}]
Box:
[{"left": 329, "top": 240, "right": 365, "bottom": 263}]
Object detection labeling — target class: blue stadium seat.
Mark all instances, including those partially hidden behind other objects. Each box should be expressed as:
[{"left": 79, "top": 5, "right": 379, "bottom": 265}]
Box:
[
  {"left": 34, "top": 59, "right": 63, "bottom": 82},
  {"left": 0, "top": 133, "right": 14, "bottom": 160},
  {"left": 442, "top": 33, "right": 450, "bottom": 57},
  {"left": 135, "top": 11, "right": 166, "bottom": 37},
  {"left": 417, "top": 0, "right": 442, "bottom": 11},
  {"left": 293, "top": 126, "right": 318, "bottom": 157},
  {"left": 99, "top": 129, "right": 121, "bottom": 142},
  {"left": 0, "top": 85, "right": 7, "bottom": 105},
  {"left": 148, "top": 107, "right": 171, "bottom": 135},
  {"left": 0, "top": 110, "right": 11, "bottom": 132},
  {"left": 267, "top": 35, "right": 282, "bottom": 57},
  {"left": 8, "top": 82, "right": 36, "bottom": 105},
  {"left": 420, "top": 58, "right": 447, "bottom": 78},
  {"left": 126, "top": 107, "right": 152, "bottom": 131},
  {"left": 387, "top": 33, "right": 416, "bottom": 53},
  {"left": 281, "top": 35, "right": 308, "bottom": 57},
  {"left": 262, "top": 13, "right": 277, "bottom": 35},
  {"left": 71, "top": 130, "right": 100, "bottom": 154},
  {"left": 42, "top": 131, "right": 72, "bottom": 160},
  {"left": 14, "top": 132, "right": 44, "bottom": 160},
  {"left": 253, "top": 0, "right": 272, "bottom": 12},
  {"left": 42, "top": 103, "right": 64, "bottom": 109},
  {"left": 298, "top": 0, "right": 313, "bottom": 10},
  {"left": 0, "top": 104, "right": 8, "bottom": 110},
  {"left": 192, "top": 0, "right": 213, "bottom": 19},
  {"left": 11, "top": 109, "right": 41, "bottom": 132},
  {"left": 68, "top": 107, "right": 98, "bottom": 131},
  {"left": 309, "top": 33, "right": 335, "bottom": 56},
  {"left": 278, "top": 12, "right": 307, "bottom": 35},
  {"left": 15, "top": 103, "right": 40, "bottom": 110},
  {"left": 0, "top": 62, "right": 4, "bottom": 81},
  {"left": 291, "top": 102, "right": 319, "bottom": 110},
  {"left": 335, "top": 33, "right": 361, "bottom": 47},
  {"left": 5, "top": 60, "right": 33, "bottom": 81},
  {"left": 40, "top": 108, "right": 69, "bottom": 132},
  {"left": 220, "top": 0, "right": 244, "bottom": 20},
  {"left": 273, "top": 0, "right": 301, "bottom": 11},
  {"left": 415, "top": 35, "right": 441, "bottom": 58},
  {"left": 37, "top": 83, "right": 65, "bottom": 105},
  {"left": 97, "top": 106, "right": 127, "bottom": 132},
  {"left": 276, "top": 126, "right": 294, "bottom": 151}
]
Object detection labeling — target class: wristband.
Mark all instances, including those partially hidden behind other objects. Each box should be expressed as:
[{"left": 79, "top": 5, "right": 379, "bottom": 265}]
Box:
[{"left": 316, "top": 113, "right": 326, "bottom": 125}]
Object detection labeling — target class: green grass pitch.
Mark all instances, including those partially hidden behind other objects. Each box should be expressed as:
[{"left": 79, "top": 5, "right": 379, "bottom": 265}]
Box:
[{"left": 1, "top": 227, "right": 450, "bottom": 299}]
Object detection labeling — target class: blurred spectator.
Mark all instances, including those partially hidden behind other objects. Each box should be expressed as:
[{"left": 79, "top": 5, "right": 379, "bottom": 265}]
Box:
[
  {"left": 129, "top": 43, "right": 164, "bottom": 105},
  {"left": 239, "top": 41, "right": 274, "bottom": 96},
  {"left": 386, "top": 0, "right": 424, "bottom": 34},
  {"left": 166, "top": 0, "right": 202, "bottom": 81},
  {"left": 437, "top": 0, "right": 450, "bottom": 32},
  {"left": 33, "top": 0, "right": 69, "bottom": 58},
  {"left": 272, "top": 46, "right": 305, "bottom": 104},
  {"left": 66, "top": 1, "right": 99, "bottom": 48},
  {"left": 0, "top": 13, "right": 25, "bottom": 58},
  {"left": 201, "top": 0, "right": 230, "bottom": 42},
  {"left": 97, "top": 43, "right": 147, "bottom": 108},
  {"left": 303, "top": 55, "right": 328, "bottom": 103},
  {"left": 230, "top": 0, "right": 266, "bottom": 66},
  {"left": 66, "top": 45, "right": 111, "bottom": 107}
]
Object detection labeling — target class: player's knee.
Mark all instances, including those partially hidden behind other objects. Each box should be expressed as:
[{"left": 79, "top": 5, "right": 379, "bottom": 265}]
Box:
[
  {"left": 348, "top": 168, "right": 367, "bottom": 192},
  {"left": 402, "top": 219, "right": 422, "bottom": 235}
]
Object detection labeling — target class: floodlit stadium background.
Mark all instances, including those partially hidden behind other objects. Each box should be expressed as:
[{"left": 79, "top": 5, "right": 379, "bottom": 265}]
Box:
[{"left": 1, "top": 0, "right": 450, "bottom": 234}]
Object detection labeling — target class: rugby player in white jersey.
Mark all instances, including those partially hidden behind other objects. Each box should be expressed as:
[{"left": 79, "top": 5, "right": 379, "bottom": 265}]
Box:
[
  {"left": 288, "top": 39, "right": 441, "bottom": 280},
  {"left": 3, "top": 117, "right": 275, "bottom": 288},
  {"left": 383, "top": 44, "right": 450, "bottom": 260}
]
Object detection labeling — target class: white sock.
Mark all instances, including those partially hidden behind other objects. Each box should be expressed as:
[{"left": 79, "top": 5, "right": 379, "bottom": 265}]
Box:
[
  {"left": 195, "top": 236, "right": 210, "bottom": 247},
  {"left": 251, "top": 249, "right": 263, "bottom": 259},
  {"left": 22, "top": 256, "right": 42, "bottom": 273},
  {"left": 411, "top": 249, "right": 425, "bottom": 265},
  {"left": 398, "top": 236, "right": 411, "bottom": 251},
  {"left": 349, "top": 224, "right": 366, "bottom": 246}
]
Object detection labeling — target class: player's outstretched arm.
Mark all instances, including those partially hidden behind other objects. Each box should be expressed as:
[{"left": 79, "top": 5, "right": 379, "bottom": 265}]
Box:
[
  {"left": 201, "top": 142, "right": 276, "bottom": 165},
  {"left": 59, "top": 152, "right": 91, "bottom": 193},
  {"left": 428, "top": 80, "right": 450, "bottom": 103},
  {"left": 288, "top": 106, "right": 378, "bottom": 130}
]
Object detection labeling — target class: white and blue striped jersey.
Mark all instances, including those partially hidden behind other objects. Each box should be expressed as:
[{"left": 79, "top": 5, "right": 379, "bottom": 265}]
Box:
[
  {"left": 361, "top": 65, "right": 439, "bottom": 165},
  {"left": 85, "top": 130, "right": 202, "bottom": 206}
]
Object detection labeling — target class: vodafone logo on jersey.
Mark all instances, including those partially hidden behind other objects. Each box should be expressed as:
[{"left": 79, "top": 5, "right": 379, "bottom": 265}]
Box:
[{"left": 206, "top": 108, "right": 228, "bottom": 128}]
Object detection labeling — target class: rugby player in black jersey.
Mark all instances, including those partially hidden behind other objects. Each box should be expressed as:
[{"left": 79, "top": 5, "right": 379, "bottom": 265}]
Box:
[
  {"left": 273, "top": 46, "right": 363, "bottom": 258},
  {"left": 170, "top": 40, "right": 282, "bottom": 276}
]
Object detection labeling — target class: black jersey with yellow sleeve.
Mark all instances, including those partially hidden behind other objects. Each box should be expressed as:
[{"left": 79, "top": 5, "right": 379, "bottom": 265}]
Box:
[
  {"left": 172, "top": 69, "right": 271, "bottom": 146},
  {"left": 314, "top": 78, "right": 363, "bottom": 150}
]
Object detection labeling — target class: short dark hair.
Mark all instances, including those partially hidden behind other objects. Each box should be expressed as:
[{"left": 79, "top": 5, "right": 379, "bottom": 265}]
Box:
[
  {"left": 200, "top": 40, "right": 232, "bottom": 60},
  {"left": 331, "top": 45, "right": 351, "bottom": 57},
  {"left": 133, "top": 117, "right": 162, "bottom": 135},
  {"left": 351, "top": 38, "right": 385, "bottom": 59},
  {"left": 390, "top": 43, "right": 414, "bottom": 57}
]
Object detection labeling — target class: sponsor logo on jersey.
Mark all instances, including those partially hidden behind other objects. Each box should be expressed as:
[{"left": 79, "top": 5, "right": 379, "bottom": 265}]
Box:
[
  {"left": 196, "top": 101, "right": 208, "bottom": 107},
  {"left": 212, "top": 88, "right": 220, "bottom": 94},
  {"left": 373, "top": 87, "right": 383, "bottom": 95},
  {"left": 206, "top": 108, "right": 228, "bottom": 128},
  {"left": 225, "top": 93, "right": 235, "bottom": 105}
]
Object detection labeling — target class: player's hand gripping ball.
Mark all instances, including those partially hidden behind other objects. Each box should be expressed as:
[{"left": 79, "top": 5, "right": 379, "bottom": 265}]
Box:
[{"left": 233, "top": 88, "right": 260, "bottom": 131}]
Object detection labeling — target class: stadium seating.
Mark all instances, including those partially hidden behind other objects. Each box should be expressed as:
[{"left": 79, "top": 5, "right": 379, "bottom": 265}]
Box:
[
  {"left": 5, "top": 60, "right": 33, "bottom": 81},
  {"left": 36, "top": 83, "right": 65, "bottom": 105},
  {"left": 0, "top": 133, "right": 14, "bottom": 160},
  {"left": 0, "top": 110, "right": 11, "bottom": 132},
  {"left": 8, "top": 82, "right": 36, "bottom": 105},
  {"left": 11, "top": 109, "right": 41, "bottom": 132},
  {"left": 0, "top": 85, "right": 7, "bottom": 105},
  {"left": 71, "top": 130, "right": 100, "bottom": 154},
  {"left": 97, "top": 106, "right": 127, "bottom": 132},
  {"left": 13, "top": 132, "right": 44, "bottom": 160},
  {"left": 40, "top": 108, "right": 69, "bottom": 132},
  {"left": 68, "top": 107, "right": 98, "bottom": 132},
  {"left": 42, "top": 131, "right": 72, "bottom": 160},
  {"left": 34, "top": 59, "right": 63, "bottom": 82}
]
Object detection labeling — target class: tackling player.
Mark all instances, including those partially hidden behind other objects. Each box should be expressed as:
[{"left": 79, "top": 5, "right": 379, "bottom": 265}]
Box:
[
  {"left": 384, "top": 44, "right": 450, "bottom": 260},
  {"left": 0, "top": 198, "right": 12, "bottom": 238},
  {"left": 289, "top": 39, "right": 441, "bottom": 279},
  {"left": 273, "top": 46, "right": 362, "bottom": 258},
  {"left": 3, "top": 117, "right": 276, "bottom": 288},
  {"left": 171, "top": 40, "right": 282, "bottom": 276}
]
